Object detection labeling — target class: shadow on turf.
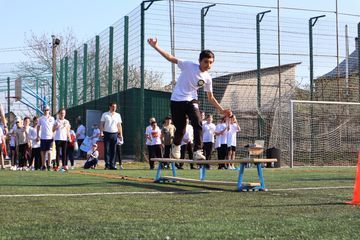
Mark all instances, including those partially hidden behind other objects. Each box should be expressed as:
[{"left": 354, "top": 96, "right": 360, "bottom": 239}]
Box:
[{"left": 107, "top": 180, "right": 232, "bottom": 193}]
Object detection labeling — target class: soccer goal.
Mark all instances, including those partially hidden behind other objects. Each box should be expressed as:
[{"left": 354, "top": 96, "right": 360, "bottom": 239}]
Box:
[{"left": 290, "top": 100, "right": 360, "bottom": 167}]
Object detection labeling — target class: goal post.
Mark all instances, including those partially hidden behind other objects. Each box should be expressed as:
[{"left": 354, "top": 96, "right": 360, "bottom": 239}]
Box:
[{"left": 290, "top": 100, "right": 360, "bottom": 167}]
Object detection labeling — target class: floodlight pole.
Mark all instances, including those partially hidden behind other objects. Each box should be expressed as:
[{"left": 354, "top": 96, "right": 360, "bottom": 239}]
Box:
[
  {"left": 256, "top": 10, "right": 271, "bottom": 139},
  {"left": 51, "top": 35, "right": 60, "bottom": 114},
  {"left": 309, "top": 15, "right": 325, "bottom": 101}
]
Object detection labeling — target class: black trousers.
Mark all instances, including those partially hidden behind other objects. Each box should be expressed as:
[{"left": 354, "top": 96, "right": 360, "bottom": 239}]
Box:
[
  {"left": 116, "top": 144, "right": 122, "bottom": 165},
  {"left": 148, "top": 144, "right": 162, "bottom": 169},
  {"left": 31, "top": 147, "right": 41, "bottom": 170},
  {"left": 203, "top": 142, "right": 213, "bottom": 160},
  {"left": 55, "top": 140, "right": 68, "bottom": 166},
  {"left": 177, "top": 143, "right": 195, "bottom": 169},
  {"left": 67, "top": 146, "right": 75, "bottom": 166},
  {"left": 171, "top": 100, "right": 202, "bottom": 151},
  {"left": 217, "top": 144, "right": 228, "bottom": 169}
]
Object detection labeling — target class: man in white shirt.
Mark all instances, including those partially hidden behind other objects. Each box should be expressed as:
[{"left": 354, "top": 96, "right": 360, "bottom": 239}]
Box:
[
  {"left": 37, "top": 105, "right": 55, "bottom": 170},
  {"left": 100, "top": 102, "right": 123, "bottom": 170},
  {"left": 148, "top": 38, "right": 232, "bottom": 160}
]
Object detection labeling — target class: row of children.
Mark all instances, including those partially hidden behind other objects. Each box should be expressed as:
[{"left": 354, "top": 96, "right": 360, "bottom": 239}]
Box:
[{"left": 144, "top": 113, "right": 240, "bottom": 170}]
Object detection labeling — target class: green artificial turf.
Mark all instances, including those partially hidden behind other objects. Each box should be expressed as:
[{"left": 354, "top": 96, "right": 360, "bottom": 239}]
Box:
[{"left": 0, "top": 164, "right": 359, "bottom": 239}]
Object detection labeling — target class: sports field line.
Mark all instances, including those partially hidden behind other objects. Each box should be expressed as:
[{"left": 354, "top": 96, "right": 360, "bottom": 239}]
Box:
[{"left": 0, "top": 186, "right": 353, "bottom": 198}]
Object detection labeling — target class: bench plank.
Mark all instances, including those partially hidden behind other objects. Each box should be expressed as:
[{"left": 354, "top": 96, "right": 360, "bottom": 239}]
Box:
[
  {"left": 152, "top": 158, "right": 277, "bottom": 164},
  {"left": 160, "top": 176, "right": 260, "bottom": 187}
]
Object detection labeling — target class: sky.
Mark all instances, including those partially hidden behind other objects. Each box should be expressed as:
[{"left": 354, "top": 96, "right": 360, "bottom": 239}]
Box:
[{"left": 0, "top": 0, "right": 143, "bottom": 64}]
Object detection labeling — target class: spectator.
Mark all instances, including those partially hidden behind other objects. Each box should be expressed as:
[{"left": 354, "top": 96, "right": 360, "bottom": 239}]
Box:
[
  {"left": 67, "top": 126, "right": 76, "bottom": 169},
  {"left": 76, "top": 117, "right": 86, "bottom": 159},
  {"left": 145, "top": 117, "right": 155, "bottom": 169},
  {"left": 53, "top": 108, "right": 70, "bottom": 171},
  {"left": 215, "top": 117, "right": 228, "bottom": 169},
  {"left": 37, "top": 105, "right": 55, "bottom": 171},
  {"left": 29, "top": 117, "right": 41, "bottom": 170},
  {"left": 90, "top": 123, "right": 100, "bottom": 145},
  {"left": 177, "top": 118, "right": 195, "bottom": 169},
  {"left": 100, "top": 102, "right": 123, "bottom": 170},
  {"left": 84, "top": 143, "right": 99, "bottom": 169},
  {"left": 226, "top": 115, "right": 241, "bottom": 170},
  {"left": 15, "top": 117, "right": 31, "bottom": 170},
  {"left": 202, "top": 114, "right": 216, "bottom": 169},
  {"left": 161, "top": 115, "right": 175, "bottom": 168},
  {"left": 148, "top": 119, "right": 162, "bottom": 170},
  {"left": 9, "top": 120, "right": 18, "bottom": 170}
]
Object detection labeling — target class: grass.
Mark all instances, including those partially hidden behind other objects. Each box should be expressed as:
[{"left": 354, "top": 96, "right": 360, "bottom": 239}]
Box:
[{"left": 0, "top": 163, "right": 359, "bottom": 240}]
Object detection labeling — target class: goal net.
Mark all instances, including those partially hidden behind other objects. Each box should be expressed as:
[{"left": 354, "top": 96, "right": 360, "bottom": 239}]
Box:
[{"left": 286, "top": 100, "right": 360, "bottom": 167}]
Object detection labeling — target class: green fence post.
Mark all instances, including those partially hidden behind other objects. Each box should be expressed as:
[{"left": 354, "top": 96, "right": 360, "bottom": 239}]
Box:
[
  {"left": 256, "top": 10, "right": 270, "bottom": 139},
  {"left": 108, "top": 26, "right": 114, "bottom": 95},
  {"left": 95, "top": 35, "right": 100, "bottom": 99},
  {"left": 64, "top": 56, "right": 69, "bottom": 108},
  {"left": 83, "top": 44, "right": 88, "bottom": 103},
  {"left": 309, "top": 15, "right": 325, "bottom": 162},
  {"left": 123, "top": 16, "right": 129, "bottom": 92},
  {"left": 59, "top": 59, "right": 64, "bottom": 108},
  {"left": 309, "top": 15, "right": 325, "bottom": 101},
  {"left": 199, "top": 4, "right": 216, "bottom": 111},
  {"left": 73, "top": 50, "right": 78, "bottom": 106}
]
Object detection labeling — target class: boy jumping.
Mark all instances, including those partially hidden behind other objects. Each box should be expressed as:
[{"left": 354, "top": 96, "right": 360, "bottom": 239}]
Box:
[{"left": 148, "top": 38, "right": 232, "bottom": 160}]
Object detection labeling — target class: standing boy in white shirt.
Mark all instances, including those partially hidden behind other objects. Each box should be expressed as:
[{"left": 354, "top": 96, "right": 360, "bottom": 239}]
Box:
[
  {"left": 148, "top": 38, "right": 232, "bottom": 160},
  {"left": 100, "top": 102, "right": 123, "bottom": 170},
  {"left": 37, "top": 106, "right": 55, "bottom": 171}
]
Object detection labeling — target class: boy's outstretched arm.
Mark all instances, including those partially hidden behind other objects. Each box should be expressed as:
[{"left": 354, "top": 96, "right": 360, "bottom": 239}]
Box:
[
  {"left": 206, "top": 92, "right": 232, "bottom": 117},
  {"left": 148, "top": 38, "right": 178, "bottom": 64}
]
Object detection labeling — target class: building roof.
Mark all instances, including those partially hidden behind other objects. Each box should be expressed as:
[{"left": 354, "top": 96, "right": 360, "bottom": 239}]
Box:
[
  {"left": 320, "top": 40, "right": 359, "bottom": 78},
  {"left": 209, "top": 62, "right": 301, "bottom": 113}
]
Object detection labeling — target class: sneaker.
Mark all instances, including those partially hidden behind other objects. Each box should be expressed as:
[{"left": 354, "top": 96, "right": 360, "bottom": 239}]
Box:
[
  {"left": 171, "top": 144, "right": 181, "bottom": 159},
  {"left": 120, "top": 165, "right": 124, "bottom": 170},
  {"left": 71, "top": 166, "right": 75, "bottom": 170},
  {"left": 193, "top": 150, "right": 206, "bottom": 160}
]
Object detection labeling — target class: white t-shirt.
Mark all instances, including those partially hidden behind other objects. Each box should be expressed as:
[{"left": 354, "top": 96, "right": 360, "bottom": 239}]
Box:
[
  {"left": 171, "top": 60, "right": 212, "bottom": 102},
  {"left": 54, "top": 119, "right": 70, "bottom": 141},
  {"left": 227, "top": 123, "right": 240, "bottom": 147},
  {"left": 202, "top": 122, "right": 216, "bottom": 143},
  {"left": 101, "top": 111, "right": 122, "bottom": 133},
  {"left": 29, "top": 126, "right": 40, "bottom": 148},
  {"left": 76, "top": 124, "right": 86, "bottom": 140},
  {"left": 181, "top": 124, "right": 194, "bottom": 146},
  {"left": 150, "top": 126, "right": 162, "bottom": 145},
  {"left": 145, "top": 125, "right": 152, "bottom": 146},
  {"left": 91, "top": 128, "right": 101, "bottom": 144},
  {"left": 215, "top": 123, "right": 228, "bottom": 149},
  {"left": 87, "top": 149, "right": 99, "bottom": 161},
  {"left": 38, "top": 115, "right": 55, "bottom": 140},
  {"left": 9, "top": 124, "right": 17, "bottom": 147}
]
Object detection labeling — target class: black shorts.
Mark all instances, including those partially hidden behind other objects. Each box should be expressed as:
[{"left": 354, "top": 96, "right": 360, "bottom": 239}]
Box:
[
  {"left": 10, "top": 146, "right": 16, "bottom": 151},
  {"left": 41, "top": 139, "right": 53, "bottom": 151},
  {"left": 228, "top": 146, "right": 236, "bottom": 151}
]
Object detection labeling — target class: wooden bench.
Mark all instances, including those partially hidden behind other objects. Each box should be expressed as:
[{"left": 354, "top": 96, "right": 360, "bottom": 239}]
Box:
[{"left": 152, "top": 158, "right": 277, "bottom": 191}]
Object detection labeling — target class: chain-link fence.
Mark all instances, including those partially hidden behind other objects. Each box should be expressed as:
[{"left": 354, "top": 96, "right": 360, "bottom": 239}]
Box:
[{"left": 58, "top": 0, "right": 359, "bottom": 163}]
